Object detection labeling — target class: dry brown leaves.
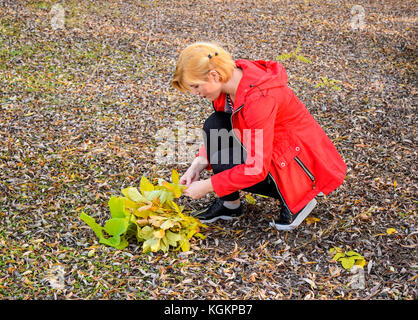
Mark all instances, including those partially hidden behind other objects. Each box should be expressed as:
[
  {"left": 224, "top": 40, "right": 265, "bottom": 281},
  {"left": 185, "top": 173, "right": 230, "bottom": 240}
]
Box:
[{"left": 0, "top": 0, "right": 416, "bottom": 300}]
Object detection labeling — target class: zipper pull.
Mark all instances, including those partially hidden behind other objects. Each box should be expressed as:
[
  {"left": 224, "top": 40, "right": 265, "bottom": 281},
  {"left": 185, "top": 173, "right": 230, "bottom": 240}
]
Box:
[{"left": 312, "top": 180, "right": 316, "bottom": 189}]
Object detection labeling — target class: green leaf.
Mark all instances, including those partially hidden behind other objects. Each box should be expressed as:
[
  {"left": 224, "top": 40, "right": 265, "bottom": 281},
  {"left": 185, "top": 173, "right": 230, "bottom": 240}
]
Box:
[
  {"left": 296, "top": 55, "right": 312, "bottom": 64},
  {"left": 121, "top": 187, "right": 148, "bottom": 203},
  {"left": 181, "top": 237, "right": 190, "bottom": 252},
  {"left": 166, "top": 230, "right": 182, "bottom": 246},
  {"left": 340, "top": 257, "right": 356, "bottom": 270},
  {"left": 254, "top": 193, "right": 269, "bottom": 198},
  {"left": 166, "top": 191, "right": 174, "bottom": 203},
  {"left": 186, "top": 229, "right": 197, "bottom": 239},
  {"left": 346, "top": 250, "right": 362, "bottom": 258},
  {"left": 145, "top": 189, "right": 162, "bottom": 201},
  {"left": 108, "top": 196, "right": 126, "bottom": 218},
  {"left": 100, "top": 235, "right": 129, "bottom": 250},
  {"left": 116, "top": 238, "right": 129, "bottom": 250},
  {"left": 332, "top": 252, "right": 346, "bottom": 261},
  {"left": 125, "top": 220, "right": 138, "bottom": 238},
  {"left": 140, "top": 176, "right": 154, "bottom": 195},
  {"left": 159, "top": 190, "right": 169, "bottom": 204},
  {"left": 138, "top": 226, "right": 154, "bottom": 240},
  {"left": 104, "top": 218, "right": 128, "bottom": 236},
  {"left": 276, "top": 53, "right": 292, "bottom": 61},
  {"left": 150, "top": 238, "right": 160, "bottom": 252},
  {"left": 80, "top": 212, "right": 129, "bottom": 249},
  {"left": 194, "top": 232, "right": 206, "bottom": 240},
  {"left": 160, "top": 236, "right": 169, "bottom": 253},
  {"left": 79, "top": 212, "right": 104, "bottom": 239},
  {"left": 100, "top": 233, "right": 120, "bottom": 246},
  {"left": 143, "top": 237, "right": 160, "bottom": 252}
]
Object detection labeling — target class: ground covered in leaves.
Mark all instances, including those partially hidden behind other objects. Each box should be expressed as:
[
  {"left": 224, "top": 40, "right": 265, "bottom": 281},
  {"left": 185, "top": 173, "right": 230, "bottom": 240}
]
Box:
[{"left": 0, "top": 0, "right": 416, "bottom": 300}]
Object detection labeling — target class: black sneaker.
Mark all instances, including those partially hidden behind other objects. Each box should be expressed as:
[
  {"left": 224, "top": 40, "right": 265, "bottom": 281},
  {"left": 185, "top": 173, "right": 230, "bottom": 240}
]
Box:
[
  {"left": 192, "top": 198, "right": 242, "bottom": 223},
  {"left": 269, "top": 198, "right": 317, "bottom": 231}
]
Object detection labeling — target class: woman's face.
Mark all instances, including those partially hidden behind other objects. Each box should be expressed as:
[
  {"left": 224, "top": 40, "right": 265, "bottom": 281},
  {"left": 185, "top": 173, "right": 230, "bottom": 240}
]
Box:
[{"left": 189, "top": 70, "right": 222, "bottom": 101}]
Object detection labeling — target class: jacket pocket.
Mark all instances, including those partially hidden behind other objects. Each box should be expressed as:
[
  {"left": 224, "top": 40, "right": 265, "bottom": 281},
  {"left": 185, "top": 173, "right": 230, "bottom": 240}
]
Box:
[
  {"left": 272, "top": 144, "right": 300, "bottom": 170},
  {"left": 294, "top": 156, "right": 316, "bottom": 189}
]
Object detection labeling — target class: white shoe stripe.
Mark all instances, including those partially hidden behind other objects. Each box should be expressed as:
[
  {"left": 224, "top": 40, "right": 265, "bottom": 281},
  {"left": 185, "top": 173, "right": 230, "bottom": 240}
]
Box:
[
  {"left": 290, "top": 198, "right": 317, "bottom": 228},
  {"left": 198, "top": 215, "right": 239, "bottom": 224},
  {"left": 270, "top": 198, "right": 317, "bottom": 231}
]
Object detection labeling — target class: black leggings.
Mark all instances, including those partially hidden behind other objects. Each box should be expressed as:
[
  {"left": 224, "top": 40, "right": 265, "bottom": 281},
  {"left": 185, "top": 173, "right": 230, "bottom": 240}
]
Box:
[{"left": 202, "top": 111, "right": 282, "bottom": 202}]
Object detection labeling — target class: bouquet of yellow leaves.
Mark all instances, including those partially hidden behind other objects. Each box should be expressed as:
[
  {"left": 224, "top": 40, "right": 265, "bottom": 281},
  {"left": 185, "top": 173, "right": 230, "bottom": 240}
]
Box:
[{"left": 80, "top": 170, "right": 207, "bottom": 253}]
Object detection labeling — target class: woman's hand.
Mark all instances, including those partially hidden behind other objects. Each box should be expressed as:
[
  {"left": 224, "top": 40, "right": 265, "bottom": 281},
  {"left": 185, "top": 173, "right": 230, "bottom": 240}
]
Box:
[
  {"left": 183, "top": 179, "right": 213, "bottom": 200},
  {"left": 179, "top": 156, "right": 208, "bottom": 186},
  {"left": 179, "top": 166, "right": 200, "bottom": 186}
]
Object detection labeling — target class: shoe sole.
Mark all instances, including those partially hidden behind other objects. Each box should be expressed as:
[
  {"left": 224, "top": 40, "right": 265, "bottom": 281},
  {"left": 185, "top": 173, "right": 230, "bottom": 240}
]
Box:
[
  {"left": 269, "top": 198, "right": 317, "bottom": 231},
  {"left": 198, "top": 215, "right": 240, "bottom": 224}
]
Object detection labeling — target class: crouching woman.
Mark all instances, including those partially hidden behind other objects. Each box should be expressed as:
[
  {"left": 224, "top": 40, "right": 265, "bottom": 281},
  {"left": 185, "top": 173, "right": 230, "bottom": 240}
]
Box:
[{"left": 171, "top": 42, "right": 347, "bottom": 231}]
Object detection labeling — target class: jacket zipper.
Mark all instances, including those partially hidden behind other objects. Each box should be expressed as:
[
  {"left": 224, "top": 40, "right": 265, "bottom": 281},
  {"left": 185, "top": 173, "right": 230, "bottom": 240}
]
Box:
[
  {"left": 229, "top": 105, "right": 291, "bottom": 211},
  {"left": 294, "top": 156, "right": 316, "bottom": 189}
]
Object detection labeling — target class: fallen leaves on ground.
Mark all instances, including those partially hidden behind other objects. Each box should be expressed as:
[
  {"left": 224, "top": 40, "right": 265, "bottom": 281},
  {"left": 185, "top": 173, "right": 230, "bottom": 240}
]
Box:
[{"left": 0, "top": 0, "right": 416, "bottom": 300}]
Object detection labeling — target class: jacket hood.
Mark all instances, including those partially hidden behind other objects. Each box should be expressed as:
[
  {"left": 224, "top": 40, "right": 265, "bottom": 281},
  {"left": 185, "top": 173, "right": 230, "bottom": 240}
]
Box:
[{"left": 213, "top": 59, "right": 288, "bottom": 112}]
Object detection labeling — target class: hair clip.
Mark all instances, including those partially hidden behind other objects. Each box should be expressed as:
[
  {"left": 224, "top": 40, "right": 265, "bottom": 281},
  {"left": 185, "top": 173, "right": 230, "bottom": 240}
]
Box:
[{"left": 208, "top": 52, "right": 218, "bottom": 59}]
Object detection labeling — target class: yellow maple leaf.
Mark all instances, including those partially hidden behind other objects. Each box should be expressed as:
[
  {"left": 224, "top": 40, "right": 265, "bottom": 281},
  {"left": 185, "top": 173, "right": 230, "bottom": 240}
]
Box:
[
  {"left": 171, "top": 169, "right": 180, "bottom": 184},
  {"left": 140, "top": 176, "right": 154, "bottom": 195},
  {"left": 386, "top": 228, "right": 398, "bottom": 235},
  {"left": 305, "top": 217, "right": 320, "bottom": 225},
  {"left": 245, "top": 194, "right": 256, "bottom": 204},
  {"left": 355, "top": 258, "right": 366, "bottom": 268},
  {"left": 153, "top": 229, "right": 165, "bottom": 239}
]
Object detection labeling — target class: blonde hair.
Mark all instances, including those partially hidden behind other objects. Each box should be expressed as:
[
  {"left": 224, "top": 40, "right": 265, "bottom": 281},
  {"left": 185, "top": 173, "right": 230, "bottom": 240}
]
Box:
[{"left": 172, "top": 42, "right": 236, "bottom": 93}]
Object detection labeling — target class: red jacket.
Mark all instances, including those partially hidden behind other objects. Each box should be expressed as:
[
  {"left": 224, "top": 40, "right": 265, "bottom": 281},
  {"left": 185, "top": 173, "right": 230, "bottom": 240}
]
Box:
[{"left": 197, "top": 59, "right": 347, "bottom": 213}]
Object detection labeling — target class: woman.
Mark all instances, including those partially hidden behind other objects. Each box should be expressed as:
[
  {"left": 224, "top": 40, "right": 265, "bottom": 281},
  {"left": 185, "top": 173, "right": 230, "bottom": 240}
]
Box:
[{"left": 171, "top": 42, "right": 347, "bottom": 231}]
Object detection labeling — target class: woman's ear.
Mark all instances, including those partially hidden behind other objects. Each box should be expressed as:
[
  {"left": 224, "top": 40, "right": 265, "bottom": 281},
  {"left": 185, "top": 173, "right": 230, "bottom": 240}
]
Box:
[{"left": 208, "top": 69, "right": 220, "bottom": 82}]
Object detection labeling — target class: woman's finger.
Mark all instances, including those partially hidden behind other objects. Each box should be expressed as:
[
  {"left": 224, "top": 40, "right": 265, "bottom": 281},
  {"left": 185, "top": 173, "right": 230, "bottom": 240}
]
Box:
[{"left": 188, "top": 175, "right": 195, "bottom": 185}]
